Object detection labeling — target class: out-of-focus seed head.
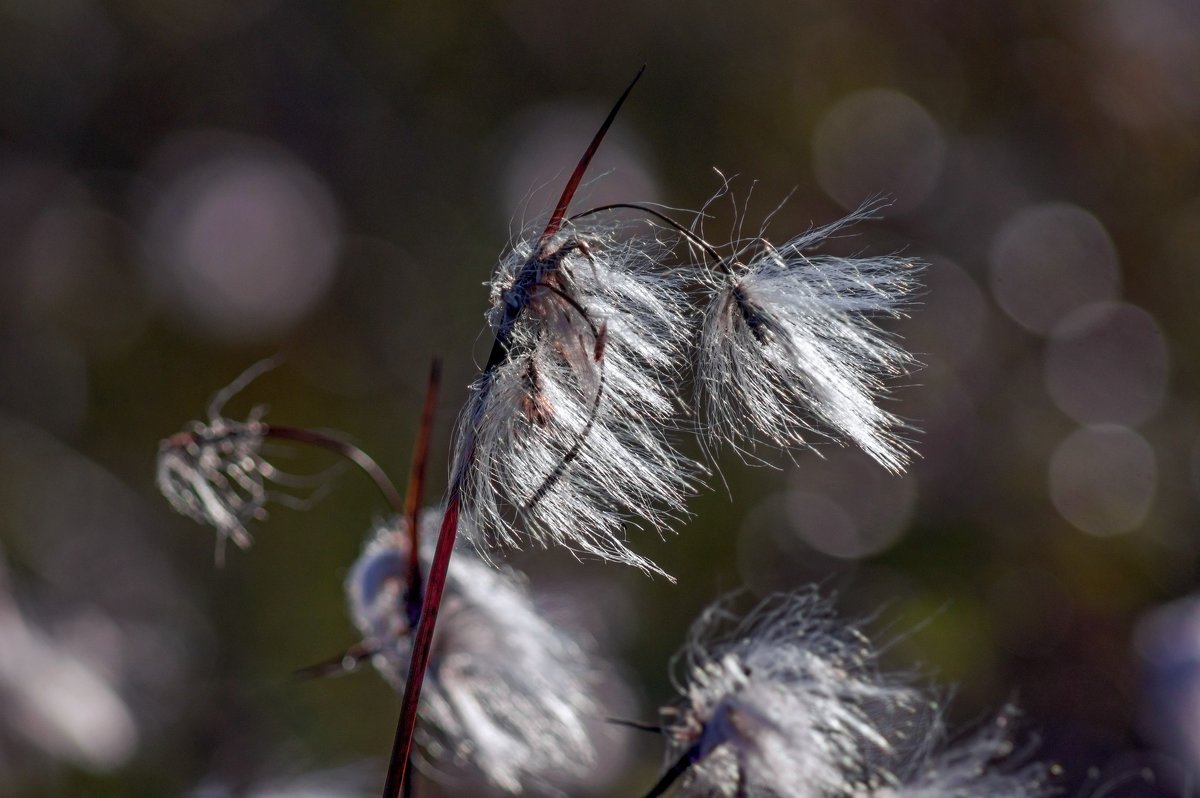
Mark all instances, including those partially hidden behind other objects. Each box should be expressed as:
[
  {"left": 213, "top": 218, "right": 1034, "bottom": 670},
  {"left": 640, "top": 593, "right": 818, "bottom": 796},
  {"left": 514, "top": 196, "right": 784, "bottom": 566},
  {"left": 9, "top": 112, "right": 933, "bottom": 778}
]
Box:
[
  {"left": 662, "top": 590, "right": 932, "bottom": 797},
  {"left": 346, "top": 511, "right": 602, "bottom": 794},
  {"left": 656, "top": 590, "right": 1053, "bottom": 798}
]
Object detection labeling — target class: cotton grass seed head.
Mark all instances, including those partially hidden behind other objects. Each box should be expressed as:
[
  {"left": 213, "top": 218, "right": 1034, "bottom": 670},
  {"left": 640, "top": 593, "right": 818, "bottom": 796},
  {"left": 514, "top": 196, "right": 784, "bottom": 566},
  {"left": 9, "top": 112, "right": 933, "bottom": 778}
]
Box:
[
  {"left": 695, "top": 206, "right": 921, "bottom": 473},
  {"left": 660, "top": 590, "right": 932, "bottom": 797},
  {"left": 655, "top": 590, "right": 1051, "bottom": 798},
  {"left": 346, "top": 511, "right": 600, "bottom": 794},
  {"left": 455, "top": 222, "right": 697, "bottom": 577}
]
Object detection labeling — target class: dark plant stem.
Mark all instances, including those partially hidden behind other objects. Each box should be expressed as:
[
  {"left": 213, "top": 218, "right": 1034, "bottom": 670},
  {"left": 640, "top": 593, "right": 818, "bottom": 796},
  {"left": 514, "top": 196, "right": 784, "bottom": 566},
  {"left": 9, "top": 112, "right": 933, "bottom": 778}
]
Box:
[
  {"left": 642, "top": 744, "right": 699, "bottom": 798},
  {"left": 381, "top": 488, "right": 463, "bottom": 797}
]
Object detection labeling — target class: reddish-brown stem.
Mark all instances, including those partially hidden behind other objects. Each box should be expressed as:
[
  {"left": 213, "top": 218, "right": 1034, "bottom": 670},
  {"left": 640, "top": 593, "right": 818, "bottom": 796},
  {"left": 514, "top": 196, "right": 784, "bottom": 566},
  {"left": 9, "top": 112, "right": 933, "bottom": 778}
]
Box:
[
  {"left": 403, "top": 360, "right": 443, "bottom": 628},
  {"left": 381, "top": 489, "right": 462, "bottom": 797}
]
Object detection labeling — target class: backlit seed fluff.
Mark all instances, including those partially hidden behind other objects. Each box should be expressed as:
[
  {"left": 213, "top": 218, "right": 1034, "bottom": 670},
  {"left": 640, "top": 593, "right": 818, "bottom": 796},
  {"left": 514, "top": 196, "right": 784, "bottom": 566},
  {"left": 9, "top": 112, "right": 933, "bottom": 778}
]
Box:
[
  {"left": 454, "top": 224, "right": 696, "bottom": 577},
  {"left": 346, "top": 511, "right": 600, "bottom": 793},
  {"left": 696, "top": 208, "right": 921, "bottom": 473},
  {"left": 659, "top": 591, "right": 1052, "bottom": 798},
  {"left": 878, "top": 707, "right": 1053, "bottom": 798},
  {"left": 662, "top": 590, "right": 930, "bottom": 797}
]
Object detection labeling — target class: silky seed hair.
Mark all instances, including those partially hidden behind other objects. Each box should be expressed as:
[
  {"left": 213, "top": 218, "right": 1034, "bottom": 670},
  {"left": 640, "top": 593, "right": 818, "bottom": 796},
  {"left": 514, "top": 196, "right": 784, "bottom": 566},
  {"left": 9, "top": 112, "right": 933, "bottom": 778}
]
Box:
[
  {"left": 660, "top": 590, "right": 933, "bottom": 798},
  {"left": 456, "top": 221, "right": 697, "bottom": 577},
  {"left": 694, "top": 205, "right": 921, "bottom": 473},
  {"left": 346, "top": 511, "right": 600, "bottom": 794},
  {"left": 877, "top": 707, "right": 1054, "bottom": 798}
]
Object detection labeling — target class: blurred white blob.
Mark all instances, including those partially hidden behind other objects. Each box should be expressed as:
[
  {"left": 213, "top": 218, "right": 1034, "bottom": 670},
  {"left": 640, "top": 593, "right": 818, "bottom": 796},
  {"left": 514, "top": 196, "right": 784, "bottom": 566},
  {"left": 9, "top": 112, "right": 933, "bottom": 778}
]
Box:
[
  {"left": 499, "top": 102, "right": 659, "bottom": 224},
  {"left": 812, "top": 89, "right": 946, "bottom": 213},
  {"left": 0, "top": 608, "right": 138, "bottom": 772},
  {"left": 1135, "top": 593, "right": 1200, "bottom": 777},
  {"left": 1045, "top": 302, "right": 1169, "bottom": 426},
  {"left": 144, "top": 133, "right": 341, "bottom": 342},
  {"left": 0, "top": 556, "right": 138, "bottom": 779},
  {"left": 1049, "top": 424, "right": 1156, "bottom": 536},
  {"left": 988, "top": 203, "right": 1120, "bottom": 334}
]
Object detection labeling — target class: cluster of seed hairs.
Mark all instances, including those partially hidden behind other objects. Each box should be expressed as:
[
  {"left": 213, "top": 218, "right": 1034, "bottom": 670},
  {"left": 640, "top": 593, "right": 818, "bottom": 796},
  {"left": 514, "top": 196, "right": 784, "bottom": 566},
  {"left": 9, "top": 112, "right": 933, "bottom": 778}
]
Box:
[
  {"left": 652, "top": 590, "right": 1051, "bottom": 798},
  {"left": 345, "top": 512, "right": 600, "bottom": 794}
]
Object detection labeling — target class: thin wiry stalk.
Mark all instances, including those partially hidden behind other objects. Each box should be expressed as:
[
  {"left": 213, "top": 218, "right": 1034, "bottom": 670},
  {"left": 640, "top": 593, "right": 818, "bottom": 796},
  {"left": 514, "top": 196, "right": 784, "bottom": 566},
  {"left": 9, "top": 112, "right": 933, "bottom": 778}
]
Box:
[
  {"left": 643, "top": 744, "right": 701, "bottom": 798},
  {"left": 380, "top": 68, "right": 644, "bottom": 797},
  {"left": 260, "top": 425, "right": 406, "bottom": 514}
]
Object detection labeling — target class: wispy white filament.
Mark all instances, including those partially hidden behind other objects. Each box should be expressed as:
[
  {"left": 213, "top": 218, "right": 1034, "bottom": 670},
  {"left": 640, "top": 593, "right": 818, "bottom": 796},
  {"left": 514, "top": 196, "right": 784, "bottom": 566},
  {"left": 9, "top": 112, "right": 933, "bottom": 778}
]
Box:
[
  {"left": 696, "top": 208, "right": 920, "bottom": 473},
  {"left": 455, "top": 223, "right": 697, "bottom": 577},
  {"left": 661, "top": 591, "right": 1050, "bottom": 798},
  {"left": 346, "top": 512, "right": 600, "bottom": 793}
]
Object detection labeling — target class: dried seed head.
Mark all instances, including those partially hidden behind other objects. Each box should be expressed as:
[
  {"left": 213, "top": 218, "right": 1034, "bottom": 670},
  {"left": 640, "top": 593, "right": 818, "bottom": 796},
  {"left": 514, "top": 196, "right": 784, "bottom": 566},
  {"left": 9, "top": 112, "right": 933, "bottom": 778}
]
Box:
[
  {"left": 156, "top": 410, "right": 272, "bottom": 556},
  {"left": 695, "top": 206, "right": 921, "bottom": 473},
  {"left": 155, "top": 360, "right": 289, "bottom": 559},
  {"left": 455, "top": 224, "right": 697, "bottom": 578},
  {"left": 346, "top": 511, "right": 601, "bottom": 793}
]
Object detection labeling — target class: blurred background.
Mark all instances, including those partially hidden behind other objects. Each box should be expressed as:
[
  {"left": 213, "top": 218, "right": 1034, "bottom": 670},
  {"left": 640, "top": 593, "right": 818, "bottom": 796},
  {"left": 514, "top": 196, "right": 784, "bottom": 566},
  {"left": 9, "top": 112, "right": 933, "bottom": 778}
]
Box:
[{"left": 2, "top": 0, "right": 1200, "bottom": 795}]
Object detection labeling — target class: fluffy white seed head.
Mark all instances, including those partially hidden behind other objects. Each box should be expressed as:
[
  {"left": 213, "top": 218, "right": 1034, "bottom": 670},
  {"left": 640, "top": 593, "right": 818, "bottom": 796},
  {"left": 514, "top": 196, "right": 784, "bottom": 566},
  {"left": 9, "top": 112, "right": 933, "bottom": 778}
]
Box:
[
  {"left": 659, "top": 591, "right": 1051, "bottom": 798},
  {"left": 662, "top": 590, "right": 933, "bottom": 797},
  {"left": 346, "top": 511, "right": 601, "bottom": 793},
  {"left": 695, "top": 208, "right": 921, "bottom": 473},
  {"left": 453, "top": 223, "right": 697, "bottom": 577}
]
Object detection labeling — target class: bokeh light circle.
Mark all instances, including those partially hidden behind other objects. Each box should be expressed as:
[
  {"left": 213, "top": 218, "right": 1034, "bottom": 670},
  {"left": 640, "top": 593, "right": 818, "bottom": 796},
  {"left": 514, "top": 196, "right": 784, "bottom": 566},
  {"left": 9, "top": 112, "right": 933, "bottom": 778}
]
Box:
[
  {"left": 1049, "top": 424, "right": 1156, "bottom": 536},
  {"left": 144, "top": 135, "right": 342, "bottom": 342},
  {"left": 812, "top": 89, "right": 946, "bottom": 213},
  {"left": 1045, "top": 301, "right": 1169, "bottom": 425},
  {"left": 989, "top": 202, "right": 1121, "bottom": 334}
]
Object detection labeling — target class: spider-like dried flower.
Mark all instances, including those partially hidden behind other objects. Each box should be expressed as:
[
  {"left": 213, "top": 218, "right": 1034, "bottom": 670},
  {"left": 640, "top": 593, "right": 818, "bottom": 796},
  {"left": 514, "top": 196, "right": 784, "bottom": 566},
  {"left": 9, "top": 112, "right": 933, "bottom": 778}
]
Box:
[
  {"left": 156, "top": 361, "right": 279, "bottom": 557},
  {"left": 454, "top": 223, "right": 696, "bottom": 577},
  {"left": 346, "top": 511, "right": 600, "bottom": 793},
  {"left": 658, "top": 590, "right": 931, "bottom": 797},
  {"left": 695, "top": 207, "right": 920, "bottom": 473}
]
